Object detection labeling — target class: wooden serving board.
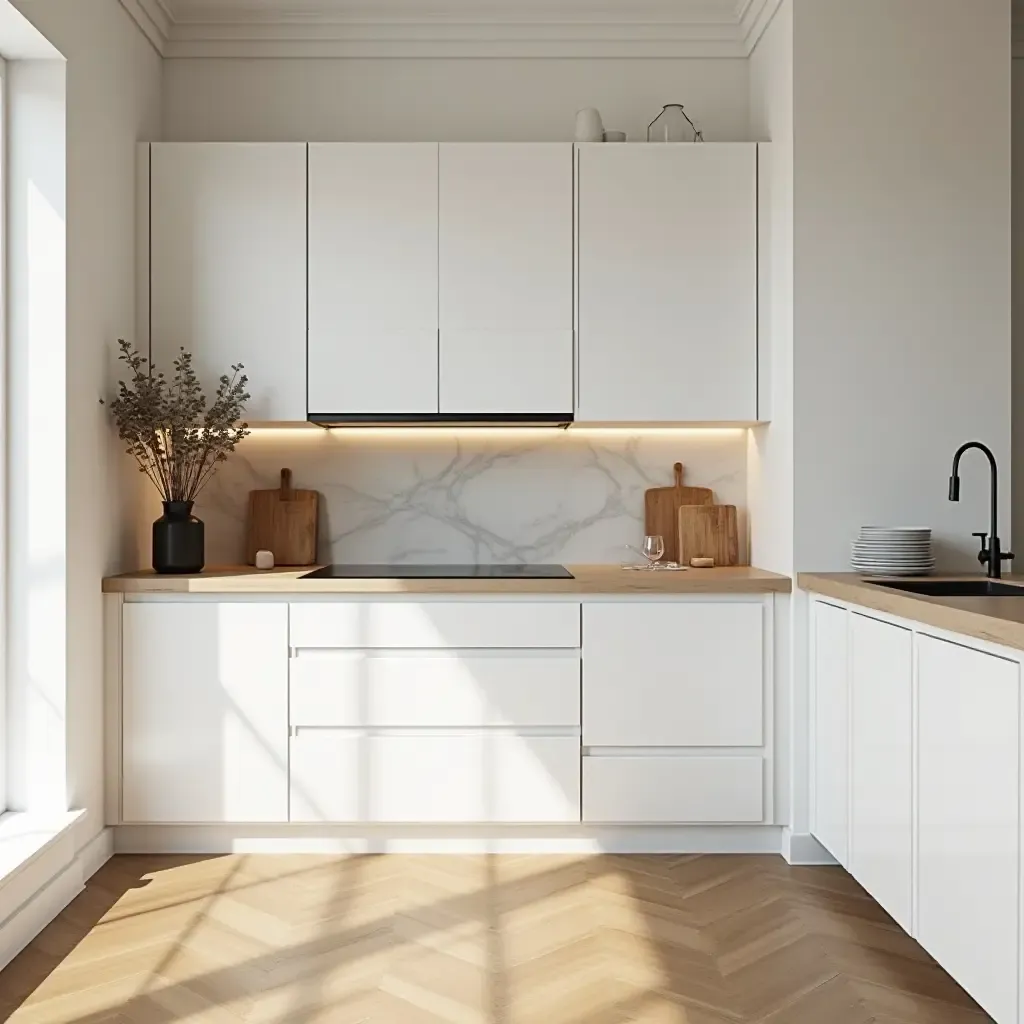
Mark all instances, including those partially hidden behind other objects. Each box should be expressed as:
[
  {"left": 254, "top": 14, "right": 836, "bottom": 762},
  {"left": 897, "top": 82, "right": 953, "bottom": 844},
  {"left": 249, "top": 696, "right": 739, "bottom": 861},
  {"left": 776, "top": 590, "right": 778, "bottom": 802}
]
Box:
[
  {"left": 644, "top": 463, "right": 714, "bottom": 563},
  {"left": 678, "top": 504, "right": 740, "bottom": 567},
  {"left": 246, "top": 468, "right": 319, "bottom": 566}
]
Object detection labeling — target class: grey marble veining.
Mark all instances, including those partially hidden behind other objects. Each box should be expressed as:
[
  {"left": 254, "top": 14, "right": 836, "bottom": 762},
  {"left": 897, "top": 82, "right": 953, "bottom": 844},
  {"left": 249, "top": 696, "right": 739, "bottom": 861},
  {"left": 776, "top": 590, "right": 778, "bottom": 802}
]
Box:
[{"left": 132, "top": 429, "right": 748, "bottom": 566}]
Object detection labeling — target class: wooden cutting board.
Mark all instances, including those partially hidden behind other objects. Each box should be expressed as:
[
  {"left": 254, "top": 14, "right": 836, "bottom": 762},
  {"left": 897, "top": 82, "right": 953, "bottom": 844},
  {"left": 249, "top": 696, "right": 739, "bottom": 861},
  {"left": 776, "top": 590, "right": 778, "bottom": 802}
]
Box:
[
  {"left": 678, "top": 504, "right": 740, "bottom": 567},
  {"left": 246, "top": 468, "right": 319, "bottom": 566},
  {"left": 644, "top": 463, "right": 714, "bottom": 563}
]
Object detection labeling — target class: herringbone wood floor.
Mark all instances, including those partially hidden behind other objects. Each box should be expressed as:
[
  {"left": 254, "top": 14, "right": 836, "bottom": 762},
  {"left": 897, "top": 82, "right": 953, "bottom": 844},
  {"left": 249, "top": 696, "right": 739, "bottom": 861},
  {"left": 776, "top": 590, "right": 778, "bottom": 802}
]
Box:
[{"left": 0, "top": 854, "right": 993, "bottom": 1024}]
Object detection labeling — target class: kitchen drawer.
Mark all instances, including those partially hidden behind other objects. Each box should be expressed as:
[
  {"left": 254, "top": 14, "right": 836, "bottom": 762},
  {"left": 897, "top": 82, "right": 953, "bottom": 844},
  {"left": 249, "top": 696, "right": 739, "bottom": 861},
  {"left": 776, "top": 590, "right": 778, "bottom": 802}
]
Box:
[
  {"left": 289, "top": 601, "right": 581, "bottom": 650},
  {"left": 583, "top": 602, "right": 763, "bottom": 747},
  {"left": 582, "top": 755, "right": 763, "bottom": 823},
  {"left": 290, "top": 731, "right": 581, "bottom": 823},
  {"left": 290, "top": 652, "right": 580, "bottom": 728}
]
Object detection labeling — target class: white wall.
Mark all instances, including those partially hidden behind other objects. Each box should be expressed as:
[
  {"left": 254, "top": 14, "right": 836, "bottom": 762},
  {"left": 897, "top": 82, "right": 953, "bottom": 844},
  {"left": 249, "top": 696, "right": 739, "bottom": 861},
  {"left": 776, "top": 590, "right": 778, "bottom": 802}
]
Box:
[
  {"left": 1013, "top": 59, "right": 1024, "bottom": 548},
  {"left": 161, "top": 57, "right": 749, "bottom": 142},
  {"left": 792, "top": 0, "right": 1012, "bottom": 573},
  {"left": 748, "top": 2, "right": 793, "bottom": 577},
  {"left": 747, "top": 0, "right": 795, "bottom": 839},
  {"left": 747, "top": 0, "right": 1012, "bottom": 846},
  {"left": 8, "top": 0, "right": 161, "bottom": 847},
  {"left": 780, "top": 0, "right": 1012, "bottom": 846}
]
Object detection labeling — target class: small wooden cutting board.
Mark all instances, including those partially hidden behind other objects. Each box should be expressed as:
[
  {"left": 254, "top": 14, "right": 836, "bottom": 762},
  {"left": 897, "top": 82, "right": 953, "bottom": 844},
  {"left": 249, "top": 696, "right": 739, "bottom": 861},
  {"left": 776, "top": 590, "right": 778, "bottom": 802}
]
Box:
[
  {"left": 246, "top": 468, "right": 319, "bottom": 566},
  {"left": 644, "top": 463, "right": 714, "bottom": 563},
  {"left": 678, "top": 504, "right": 740, "bottom": 567}
]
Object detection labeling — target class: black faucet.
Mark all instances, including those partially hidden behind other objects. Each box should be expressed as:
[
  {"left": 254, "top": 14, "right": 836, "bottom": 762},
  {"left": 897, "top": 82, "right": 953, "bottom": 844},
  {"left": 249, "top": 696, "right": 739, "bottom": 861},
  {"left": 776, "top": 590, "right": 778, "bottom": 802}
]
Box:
[{"left": 948, "top": 441, "right": 1014, "bottom": 579}]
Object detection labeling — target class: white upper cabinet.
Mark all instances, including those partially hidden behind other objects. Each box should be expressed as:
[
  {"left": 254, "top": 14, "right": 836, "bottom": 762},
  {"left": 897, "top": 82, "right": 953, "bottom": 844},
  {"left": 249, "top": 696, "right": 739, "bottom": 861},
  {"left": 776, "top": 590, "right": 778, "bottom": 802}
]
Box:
[
  {"left": 145, "top": 142, "right": 759, "bottom": 424},
  {"left": 849, "top": 613, "right": 913, "bottom": 934},
  {"left": 439, "top": 144, "right": 574, "bottom": 414},
  {"left": 576, "top": 143, "right": 758, "bottom": 422},
  {"left": 308, "top": 144, "right": 440, "bottom": 417},
  {"left": 149, "top": 144, "right": 307, "bottom": 422}
]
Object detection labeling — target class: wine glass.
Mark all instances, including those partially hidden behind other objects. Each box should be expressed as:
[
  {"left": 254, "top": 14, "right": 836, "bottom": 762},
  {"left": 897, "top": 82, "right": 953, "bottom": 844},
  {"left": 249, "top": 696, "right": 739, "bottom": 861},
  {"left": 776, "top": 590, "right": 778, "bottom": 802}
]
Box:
[{"left": 642, "top": 534, "right": 665, "bottom": 569}]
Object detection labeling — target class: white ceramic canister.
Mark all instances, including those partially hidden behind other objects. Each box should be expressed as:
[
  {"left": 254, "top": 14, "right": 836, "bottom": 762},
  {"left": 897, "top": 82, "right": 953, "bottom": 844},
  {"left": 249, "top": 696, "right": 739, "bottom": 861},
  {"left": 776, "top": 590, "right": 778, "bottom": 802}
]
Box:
[{"left": 574, "top": 108, "right": 605, "bottom": 143}]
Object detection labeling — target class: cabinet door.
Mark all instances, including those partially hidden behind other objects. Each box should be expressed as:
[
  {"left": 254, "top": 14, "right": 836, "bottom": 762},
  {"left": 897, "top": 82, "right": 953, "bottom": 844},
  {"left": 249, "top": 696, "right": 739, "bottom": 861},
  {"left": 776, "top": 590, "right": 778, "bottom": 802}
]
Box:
[
  {"left": 439, "top": 144, "right": 573, "bottom": 414},
  {"left": 582, "top": 602, "right": 763, "bottom": 747},
  {"left": 290, "top": 732, "right": 580, "bottom": 823},
  {"left": 577, "top": 143, "right": 757, "bottom": 422},
  {"left": 849, "top": 613, "right": 912, "bottom": 932},
  {"left": 583, "top": 755, "right": 763, "bottom": 823},
  {"left": 150, "top": 144, "right": 307, "bottom": 421},
  {"left": 122, "top": 603, "right": 289, "bottom": 823},
  {"left": 290, "top": 652, "right": 580, "bottom": 728},
  {"left": 290, "top": 600, "right": 580, "bottom": 650},
  {"left": 811, "top": 600, "right": 849, "bottom": 867},
  {"left": 308, "top": 144, "right": 439, "bottom": 416},
  {"left": 917, "top": 634, "right": 1019, "bottom": 1024}
]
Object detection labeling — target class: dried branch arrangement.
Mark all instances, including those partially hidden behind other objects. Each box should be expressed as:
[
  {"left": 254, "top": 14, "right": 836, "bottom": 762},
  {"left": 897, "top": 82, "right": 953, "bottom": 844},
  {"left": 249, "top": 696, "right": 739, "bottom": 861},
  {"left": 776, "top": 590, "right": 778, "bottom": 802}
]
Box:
[{"left": 106, "top": 339, "right": 251, "bottom": 503}]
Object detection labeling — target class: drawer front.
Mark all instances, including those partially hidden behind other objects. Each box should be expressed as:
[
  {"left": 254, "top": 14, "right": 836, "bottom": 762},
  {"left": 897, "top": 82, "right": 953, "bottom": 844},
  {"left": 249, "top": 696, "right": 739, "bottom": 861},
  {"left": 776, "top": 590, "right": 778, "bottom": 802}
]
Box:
[
  {"left": 290, "top": 652, "right": 580, "bottom": 728},
  {"left": 290, "top": 601, "right": 581, "bottom": 649},
  {"left": 290, "top": 732, "right": 581, "bottom": 823},
  {"left": 583, "top": 602, "right": 763, "bottom": 747},
  {"left": 582, "top": 755, "right": 763, "bottom": 823}
]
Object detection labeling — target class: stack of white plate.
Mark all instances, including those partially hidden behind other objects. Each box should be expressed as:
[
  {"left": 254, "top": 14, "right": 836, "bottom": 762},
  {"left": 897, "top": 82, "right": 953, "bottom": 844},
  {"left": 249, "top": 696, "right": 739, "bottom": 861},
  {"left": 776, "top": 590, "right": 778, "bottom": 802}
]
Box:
[{"left": 850, "top": 527, "right": 934, "bottom": 576}]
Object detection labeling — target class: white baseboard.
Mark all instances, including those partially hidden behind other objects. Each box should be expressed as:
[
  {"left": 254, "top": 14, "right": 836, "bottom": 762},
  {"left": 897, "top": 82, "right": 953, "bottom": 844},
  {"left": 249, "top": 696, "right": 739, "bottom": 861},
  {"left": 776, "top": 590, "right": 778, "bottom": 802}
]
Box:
[
  {"left": 77, "top": 827, "right": 114, "bottom": 880},
  {"left": 114, "top": 824, "right": 785, "bottom": 855},
  {"left": 782, "top": 830, "right": 837, "bottom": 866},
  {"left": 0, "top": 860, "right": 82, "bottom": 973},
  {"left": 0, "top": 826, "right": 113, "bottom": 974}
]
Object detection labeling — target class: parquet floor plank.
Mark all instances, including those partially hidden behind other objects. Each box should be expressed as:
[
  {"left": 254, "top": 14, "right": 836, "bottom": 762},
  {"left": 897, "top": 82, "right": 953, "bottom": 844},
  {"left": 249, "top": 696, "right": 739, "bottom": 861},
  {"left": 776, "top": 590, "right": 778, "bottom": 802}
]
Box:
[{"left": 0, "top": 854, "right": 993, "bottom": 1024}]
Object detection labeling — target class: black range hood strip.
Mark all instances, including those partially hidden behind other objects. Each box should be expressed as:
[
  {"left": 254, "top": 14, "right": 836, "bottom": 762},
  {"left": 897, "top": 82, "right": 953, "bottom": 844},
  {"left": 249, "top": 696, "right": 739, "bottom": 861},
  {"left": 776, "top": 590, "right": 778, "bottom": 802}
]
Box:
[{"left": 308, "top": 413, "right": 574, "bottom": 428}]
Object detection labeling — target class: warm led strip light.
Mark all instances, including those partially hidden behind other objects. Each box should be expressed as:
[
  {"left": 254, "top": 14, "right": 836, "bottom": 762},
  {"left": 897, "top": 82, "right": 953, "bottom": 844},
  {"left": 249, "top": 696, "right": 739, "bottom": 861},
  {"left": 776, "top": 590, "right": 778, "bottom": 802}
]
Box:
[{"left": 243, "top": 424, "right": 752, "bottom": 440}]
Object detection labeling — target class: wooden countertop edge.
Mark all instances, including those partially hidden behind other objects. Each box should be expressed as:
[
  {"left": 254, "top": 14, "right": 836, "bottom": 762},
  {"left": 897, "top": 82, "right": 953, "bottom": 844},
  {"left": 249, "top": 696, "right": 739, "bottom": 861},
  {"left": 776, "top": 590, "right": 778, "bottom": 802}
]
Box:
[
  {"left": 103, "top": 565, "right": 792, "bottom": 595},
  {"left": 799, "top": 572, "right": 1024, "bottom": 652}
]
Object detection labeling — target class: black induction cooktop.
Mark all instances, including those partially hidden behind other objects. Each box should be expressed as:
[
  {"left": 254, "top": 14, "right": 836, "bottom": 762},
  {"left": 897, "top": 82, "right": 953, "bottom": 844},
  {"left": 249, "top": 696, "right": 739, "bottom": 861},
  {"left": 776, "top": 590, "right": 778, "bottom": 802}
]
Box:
[{"left": 300, "top": 564, "right": 574, "bottom": 580}]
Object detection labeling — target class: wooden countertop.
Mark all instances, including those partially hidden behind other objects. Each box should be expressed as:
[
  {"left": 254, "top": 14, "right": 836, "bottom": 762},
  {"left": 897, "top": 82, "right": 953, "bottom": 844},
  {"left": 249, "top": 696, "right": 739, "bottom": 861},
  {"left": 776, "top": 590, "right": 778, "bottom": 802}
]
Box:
[
  {"left": 800, "top": 572, "right": 1024, "bottom": 651},
  {"left": 104, "top": 564, "right": 791, "bottom": 596}
]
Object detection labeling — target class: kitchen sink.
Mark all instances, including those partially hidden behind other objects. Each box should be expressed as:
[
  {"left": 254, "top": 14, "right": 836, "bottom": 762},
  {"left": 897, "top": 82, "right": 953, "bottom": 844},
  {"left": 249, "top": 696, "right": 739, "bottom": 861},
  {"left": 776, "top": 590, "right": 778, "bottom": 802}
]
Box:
[{"left": 867, "top": 579, "right": 1024, "bottom": 597}]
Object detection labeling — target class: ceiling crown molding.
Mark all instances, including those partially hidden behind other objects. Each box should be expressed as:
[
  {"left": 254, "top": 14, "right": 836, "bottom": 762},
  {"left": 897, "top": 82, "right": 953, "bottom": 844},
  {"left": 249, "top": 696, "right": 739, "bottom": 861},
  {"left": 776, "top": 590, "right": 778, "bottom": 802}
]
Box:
[
  {"left": 736, "top": 0, "right": 781, "bottom": 54},
  {"left": 120, "top": 0, "right": 173, "bottom": 53},
  {"left": 121, "top": 0, "right": 781, "bottom": 58}
]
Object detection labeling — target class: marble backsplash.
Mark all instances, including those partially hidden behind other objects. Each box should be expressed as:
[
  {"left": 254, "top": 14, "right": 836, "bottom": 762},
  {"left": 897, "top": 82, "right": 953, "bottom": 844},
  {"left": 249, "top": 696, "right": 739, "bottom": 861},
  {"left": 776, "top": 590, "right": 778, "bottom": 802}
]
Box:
[{"left": 131, "top": 429, "right": 749, "bottom": 566}]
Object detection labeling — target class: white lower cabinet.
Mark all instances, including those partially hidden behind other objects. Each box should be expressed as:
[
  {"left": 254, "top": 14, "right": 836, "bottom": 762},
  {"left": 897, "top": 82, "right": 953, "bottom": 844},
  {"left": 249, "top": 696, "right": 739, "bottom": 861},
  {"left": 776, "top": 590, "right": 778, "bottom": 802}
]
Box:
[
  {"left": 122, "top": 603, "right": 289, "bottom": 823},
  {"left": 581, "top": 600, "right": 769, "bottom": 824},
  {"left": 287, "top": 601, "right": 582, "bottom": 824},
  {"left": 290, "top": 600, "right": 580, "bottom": 650},
  {"left": 811, "top": 601, "right": 850, "bottom": 866},
  {"left": 849, "top": 613, "right": 913, "bottom": 933},
  {"left": 810, "top": 597, "right": 1024, "bottom": 1024},
  {"left": 916, "top": 634, "right": 1020, "bottom": 1024},
  {"left": 117, "top": 596, "right": 773, "bottom": 832},
  {"left": 583, "top": 602, "right": 763, "bottom": 747},
  {"left": 290, "top": 732, "right": 580, "bottom": 823},
  {"left": 290, "top": 652, "right": 580, "bottom": 728},
  {"left": 582, "top": 756, "right": 763, "bottom": 823}
]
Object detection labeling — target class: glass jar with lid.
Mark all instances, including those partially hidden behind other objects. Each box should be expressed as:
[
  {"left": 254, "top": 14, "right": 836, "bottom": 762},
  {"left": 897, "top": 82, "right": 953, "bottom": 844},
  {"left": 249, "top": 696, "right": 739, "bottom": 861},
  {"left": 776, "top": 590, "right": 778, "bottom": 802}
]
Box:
[{"left": 647, "top": 104, "right": 704, "bottom": 143}]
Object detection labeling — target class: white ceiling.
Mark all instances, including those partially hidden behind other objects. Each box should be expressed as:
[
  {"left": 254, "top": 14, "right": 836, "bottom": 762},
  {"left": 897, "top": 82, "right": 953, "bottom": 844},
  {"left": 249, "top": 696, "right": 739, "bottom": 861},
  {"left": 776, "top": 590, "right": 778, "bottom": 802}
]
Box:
[{"left": 121, "top": 0, "right": 783, "bottom": 58}]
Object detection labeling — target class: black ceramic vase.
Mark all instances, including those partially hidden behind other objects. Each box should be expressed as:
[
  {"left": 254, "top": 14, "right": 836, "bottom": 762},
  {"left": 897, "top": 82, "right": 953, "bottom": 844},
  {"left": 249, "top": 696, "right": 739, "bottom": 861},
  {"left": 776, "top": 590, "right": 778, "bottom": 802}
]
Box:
[{"left": 153, "top": 500, "right": 205, "bottom": 574}]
